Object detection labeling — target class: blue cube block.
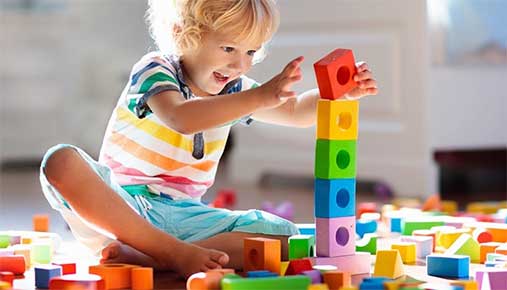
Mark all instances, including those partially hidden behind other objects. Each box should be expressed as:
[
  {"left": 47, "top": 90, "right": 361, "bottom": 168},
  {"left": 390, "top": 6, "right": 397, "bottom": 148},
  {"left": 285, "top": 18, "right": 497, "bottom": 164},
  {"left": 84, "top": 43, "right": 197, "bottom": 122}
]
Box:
[
  {"left": 314, "top": 178, "right": 356, "bottom": 218},
  {"left": 246, "top": 270, "right": 278, "bottom": 278},
  {"left": 427, "top": 254, "right": 469, "bottom": 278},
  {"left": 297, "top": 224, "right": 315, "bottom": 236},
  {"left": 359, "top": 277, "right": 391, "bottom": 290},
  {"left": 390, "top": 217, "right": 402, "bottom": 233},
  {"left": 35, "top": 264, "right": 62, "bottom": 288},
  {"left": 356, "top": 219, "right": 377, "bottom": 238}
]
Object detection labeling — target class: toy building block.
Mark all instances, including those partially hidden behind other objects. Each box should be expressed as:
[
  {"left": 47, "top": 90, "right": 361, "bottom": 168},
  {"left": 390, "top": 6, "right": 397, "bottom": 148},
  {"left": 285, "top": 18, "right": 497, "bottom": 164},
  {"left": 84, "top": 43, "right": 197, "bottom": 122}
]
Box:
[
  {"left": 302, "top": 269, "right": 322, "bottom": 284},
  {"left": 476, "top": 269, "right": 507, "bottom": 290},
  {"left": 426, "top": 254, "right": 469, "bottom": 278},
  {"left": 450, "top": 280, "right": 478, "bottom": 290},
  {"left": 391, "top": 242, "right": 417, "bottom": 264},
  {"left": 280, "top": 261, "right": 289, "bottom": 276},
  {"left": 470, "top": 222, "right": 507, "bottom": 243},
  {"left": 32, "top": 242, "right": 52, "bottom": 264},
  {"left": 0, "top": 255, "right": 26, "bottom": 275},
  {"left": 356, "top": 219, "right": 377, "bottom": 238},
  {"left": 220, "top": 275, "right": 311, "bottom": 290},
  {"left": 297, "top": 224, "right": 316, "bottom": 236},
  {"left": 0, "top": 236, "right": 9, "bottom": 249},
  {"left": 0, "top": 250, "right": 13, "bottom": 257},
  {"left": 357, "top": 202, "right": 377, "bottom": 218},
  {"left": 373, "top": 250, "right": 404, "bottom": 279},
  {"left": 13, "top": 247, "right": 30, "bottom": 269},
  {"left": 441, "top": 200, "right": 458, "bottom": 215},
  {"left": 480, "top": 243, "right": 503, "bottom": 264},
  {"left": 289, "top": 235, "right": 315, "bottom": 260},
  {"left": 49, "top": 274, "right": 106, "bottom": 290},
  {"left": 246, "top": 270, "right": 278, "bottom": 278},
  {"left": 356, "top": 233, "right": 377, "bottom": 254},
  {"left": 487, "top": 253, "right": 506, "bottom": 263},
  {"left": 9, "top": 235, "right": 20, "bottom": 246},
  {"left": 314, "top": 48, "right": 358, "bottom": 100},
  {"left": 315, "top": 139, "right": 356, "bottom": 179},
  {"left": 243, "top": 237, "right": 281, "bottom": 274},
  {"left": 52, "top": 261, "right": 77, "bottom": 275},
  {"left": 401, "top": 218, "right": 444, "bottom": 235},
  {"left": 131, "top": 267, "right": 153, "bottom": 290},
  {"left": 473, "top": 228, "right": 493, "bottom": 243},
  {"left": 0, "top": 272, "right": 14, "bottom": 286},
  {"left": 494, "top": 243, "right": 507, "bottom": 255},
  {"left": 444, "top": 234, "right": 480, "bottom": 263},
  {"left": 316, "top": 216, "right": 355, "bottom": 257},
  {"left": 35, "top": 264, "right": 62, "bottom": 289},
  {"left": 21, "top": 237, "right": 32, "bottom": 244},
  {"left": 308, "top": 284, "right": 330, "bottom": 290},
  {"left": 413, "top": 229, "right": 437, "bottom": 251},
  {"left": 313, "top": 265, "right": 337, "bottom": 273},
  {"left": 0, "top": 281, "right": 11, "bottom": 290},
  {"left": 323, "top": 270, "right": 351, "bottom": 290},
  {"left": 187, "top": 271, "right": 223, "bottom": 290},
  {"left": 284, "top": 258, "right": 313, "bottom": 275},
  {"left": 314, "top": 178, "right": 356, "bottom": 218},
  {"left": 439, "top": 229, "right": 471, "bottom": 249},
  {"left": 316, "top": 99, "right": 359, "bottom": 141},
  {"left": 360, "top": 277, "right": 391, "bottom": 290},
  {"left": 89, "top": 263, "right": 138, "bottom": 289},
  {"left": 401, "top": 235, "right": 433, "bottom": 258},
  {"left": 310, "top": 252, "right": 371, "bottom": 275},
  {"left": 33, "top": 214, "right": 49, "bottom": 232}
]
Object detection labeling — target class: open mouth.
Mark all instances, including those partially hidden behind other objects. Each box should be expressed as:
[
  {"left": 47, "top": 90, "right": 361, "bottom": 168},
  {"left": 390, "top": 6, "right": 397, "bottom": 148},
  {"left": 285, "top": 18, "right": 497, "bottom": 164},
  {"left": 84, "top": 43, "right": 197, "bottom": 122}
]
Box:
[{"left": 213, "top": 71, "right": 230, "bottom": 83}]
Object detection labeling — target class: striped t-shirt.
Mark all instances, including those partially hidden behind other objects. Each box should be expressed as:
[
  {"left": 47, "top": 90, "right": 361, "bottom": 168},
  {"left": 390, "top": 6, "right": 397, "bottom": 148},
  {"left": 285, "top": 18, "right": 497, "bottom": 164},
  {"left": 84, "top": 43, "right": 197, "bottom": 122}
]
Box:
[{"left": 98, "top": 52, "right": 259, "bottom": 200}]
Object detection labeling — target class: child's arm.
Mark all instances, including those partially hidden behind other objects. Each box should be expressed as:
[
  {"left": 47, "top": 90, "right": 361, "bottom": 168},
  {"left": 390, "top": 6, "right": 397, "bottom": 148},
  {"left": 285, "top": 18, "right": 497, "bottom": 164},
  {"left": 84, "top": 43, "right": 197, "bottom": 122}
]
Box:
[
  {"left": 251, "top": 62, "right": 378, "bottom": 128},
  {"left": 147, "top": 56, "right": 304, "bottom": 134}
]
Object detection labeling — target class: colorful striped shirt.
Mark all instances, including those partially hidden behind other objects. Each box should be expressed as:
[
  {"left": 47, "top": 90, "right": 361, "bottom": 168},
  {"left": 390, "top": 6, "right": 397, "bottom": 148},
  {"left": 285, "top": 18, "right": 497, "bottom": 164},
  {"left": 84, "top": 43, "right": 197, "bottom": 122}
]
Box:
[{"left": 98, "top": 52, "right": 259, "bottom": 200}]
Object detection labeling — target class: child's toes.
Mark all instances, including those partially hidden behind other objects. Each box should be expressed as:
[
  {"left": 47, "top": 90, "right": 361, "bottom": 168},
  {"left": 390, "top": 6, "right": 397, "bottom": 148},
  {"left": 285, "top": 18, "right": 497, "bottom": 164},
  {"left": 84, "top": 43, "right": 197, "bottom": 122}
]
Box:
[
  {"left": 101, "top": 241, "right": 120, "bottom": 260},
  {"left": 205, "top": 260, "right": 222, "bottom": 270},
  {"left": 210, "top": 250, "right": 229, "bottom": 266}
]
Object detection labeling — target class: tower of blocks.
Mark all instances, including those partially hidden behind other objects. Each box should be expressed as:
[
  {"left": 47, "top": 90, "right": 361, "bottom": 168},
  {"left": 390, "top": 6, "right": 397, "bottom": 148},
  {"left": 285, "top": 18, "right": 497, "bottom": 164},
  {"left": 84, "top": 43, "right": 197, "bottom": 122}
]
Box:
[{"left": 309, "top": 48, "right": 370, "bottom": 274}]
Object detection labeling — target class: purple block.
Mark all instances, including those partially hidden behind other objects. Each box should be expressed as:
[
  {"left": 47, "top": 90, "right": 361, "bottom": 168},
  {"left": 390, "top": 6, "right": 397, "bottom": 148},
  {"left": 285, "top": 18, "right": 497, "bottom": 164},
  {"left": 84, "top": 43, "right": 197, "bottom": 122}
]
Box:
[
  {"left": 476, "top": 269, "right": 507, "bottom": 290},
  {"left": 316, "top": 216, "right": 355, "bottom": 257},
  {"left": 302, "top": 269, "right": 322, "bottom": 284}
]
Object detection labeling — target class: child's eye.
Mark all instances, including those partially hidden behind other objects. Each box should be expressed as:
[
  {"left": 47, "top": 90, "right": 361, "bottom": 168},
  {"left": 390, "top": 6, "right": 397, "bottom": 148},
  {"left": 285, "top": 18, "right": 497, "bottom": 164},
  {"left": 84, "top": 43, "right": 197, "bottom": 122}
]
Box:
[
  {"left": 247, "top": 50, "right": 256, "bottom": 56},
  {"left": 222, "top": 47, "right": 234, "bottom": 53}
]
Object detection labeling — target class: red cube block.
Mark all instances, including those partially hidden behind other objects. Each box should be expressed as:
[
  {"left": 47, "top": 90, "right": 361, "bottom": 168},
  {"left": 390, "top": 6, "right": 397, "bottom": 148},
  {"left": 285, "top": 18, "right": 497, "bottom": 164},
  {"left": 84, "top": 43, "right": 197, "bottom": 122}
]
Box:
[{"left": 314, "top": 48, "right": 358, "bottom": 100}]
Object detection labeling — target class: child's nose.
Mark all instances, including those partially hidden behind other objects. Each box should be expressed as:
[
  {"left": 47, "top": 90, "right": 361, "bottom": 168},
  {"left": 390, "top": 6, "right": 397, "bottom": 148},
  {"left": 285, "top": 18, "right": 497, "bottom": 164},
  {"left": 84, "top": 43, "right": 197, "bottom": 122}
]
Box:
[{"left": 229, "top": 56, "right": 250, "bottom": 71}]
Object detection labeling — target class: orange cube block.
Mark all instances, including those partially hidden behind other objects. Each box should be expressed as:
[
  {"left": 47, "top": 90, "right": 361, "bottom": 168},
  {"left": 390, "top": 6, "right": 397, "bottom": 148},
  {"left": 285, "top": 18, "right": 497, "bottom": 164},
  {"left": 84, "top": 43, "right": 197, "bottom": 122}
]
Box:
[
  {"left": 131, "top": 267, "right": 153, "bottom": 290},
  {"left": 243, "top": 237, "right": 281, "bottom": 274},
  {"left": 33, "top": 214, "right": 49, "bottom": 232},
  {"left": 314, "top": 48, "right": 358, "bottom": 100},
  {"left": 89, "top": 264, "right": 138, "bottom": 289},
  {"left": 480, "top": 242, "right": 502, "bottom": 264},
  {"left": 323, "top": 271, "right": 351, "bottom": 290}
]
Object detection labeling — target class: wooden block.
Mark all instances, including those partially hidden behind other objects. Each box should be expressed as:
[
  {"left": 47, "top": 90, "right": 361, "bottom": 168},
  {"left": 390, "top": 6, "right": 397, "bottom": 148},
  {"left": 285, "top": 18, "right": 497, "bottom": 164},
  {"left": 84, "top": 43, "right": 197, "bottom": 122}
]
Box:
[
  {"left": 322, "top": 270, "right": 351, "bottom": 290},
  {"left": 35, "top": 264, "right": 62, "bottom": 289},
  {"left": 476, "top": 269, "right": 507, "bottom": 290},
  {"left": 0, "top": 236, "right": 9, "bottom": 249},
  {"left": 309, "top": 252, "right": 371, "bottom": 275},
  {"left": 316, "top": 99, "right": 359, "bottom": 140},
  {"left": 480, "top": 242, "right": 502, "bottom": 264},
  {"left": 187, "top": 271, "right": 222, "bottom": 290},
  {"left": 0, "top": 255, "right": 26, "bottom": 275},
  {"left": 313, "top": 48, "right": 358, "bottom": 100},
  {"left": 473, "top": 228, "right": 493, "bottom": 243},
  {"left": 356, "top": 219, "right": 377, "bottom": 238},
  {"left": 391, "top": 242, "right": 417, "bottom": 264},
  {"left": 52, "top": 261, "right": 77, "bottom": 275},
  {"left": 33, "top": 214, "right": 49, "bottom": 232},
  {"left": 12, "top": 247, "right": 30, "bottom": 269},
  {"left": 32, "top": 242, "right": 52, "bottom": 264},
  {"left": 284, "top": 258, "right": 313, "bottom": 275},
  {"left": 444, "top": 234, "right": 480, "bottom": 263},
  {"left": 288, "top": 235, "right": 315, "bottom": 260},
  {"left": 221, "top": 275, "right": 311, "bottom": 290},
  {"left": 315, "top": 139, "right": 356, "bottom": 179},
  {"left": 441, "top": 200, "right": 458, "bottom": 215},
  {"left": 439, "top": 229, "right": 471, "bottom": 248},
  {"left": 360, "top": 277, "right": 390, "bottom": 290},
  {"left": 301, "top": 269, "right": 321, "bottom": 284},
  {"left": 49, "top": 274, "right": 106, "bottom": 290},
  {"left": 312, "top": 265, "right": 337, "bottom": 273},
  {"left": 316, "top": 216, "right": 355, "bottom": 257},
  {"left": 356, "top": 233, "right": 377, "bottom": 255},
  {"left": 357, "top": 202, "right": 377, "bottom": 218},
  {"left": 470, "top": 222, "right": 507, "bottom": 243},
  {"left": 131, "top": 267, "right": 153, "bottom": 290},
  {"left": 373, "top": 250, "right": 404, "bottom": 279},
  {"left": 413, "top": 229, "right": 437, "bottom": 251},
  {"left": 243, "top": 237, "right": 281, "bottom": 274},
  {"left": 314, "top": 178, "right": 356, "bottom": 218},
  {"left": 401, "top": 235, "right": 433, "bottom": 258},
  {"left": 0, "top": 272, "right": 14, "bottom": 286},
  {"left": 89, "top": 264, "right": 138, "bottom": 289},
  {"left": 450, "top": 280, "right": 478, "bottom": 290},
  {"left": 402, "top": 218, "right": 444, "bottom": 235},
  {"left": 426, "top": 254, "right": 469, "bottom": 278},
  {"left": 308, "top": 284, "right": 330, "bottom": 290},
  {"left": 280, "top": 261, "right": 289, "bottom": 276}
]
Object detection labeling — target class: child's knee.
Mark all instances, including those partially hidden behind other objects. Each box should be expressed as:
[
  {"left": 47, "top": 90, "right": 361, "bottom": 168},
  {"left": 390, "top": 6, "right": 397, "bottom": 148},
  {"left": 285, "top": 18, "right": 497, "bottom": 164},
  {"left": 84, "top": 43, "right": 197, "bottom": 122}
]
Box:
[{"left": 43, "top": 147, "right": 80, "bottom": 184}]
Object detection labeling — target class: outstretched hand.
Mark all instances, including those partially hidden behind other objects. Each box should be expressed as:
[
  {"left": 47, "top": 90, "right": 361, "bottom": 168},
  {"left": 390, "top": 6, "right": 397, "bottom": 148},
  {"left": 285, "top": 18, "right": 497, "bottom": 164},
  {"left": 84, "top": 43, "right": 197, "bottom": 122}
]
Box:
[{"left": 346, "top": 61, "right": 378, "bottom": 100}]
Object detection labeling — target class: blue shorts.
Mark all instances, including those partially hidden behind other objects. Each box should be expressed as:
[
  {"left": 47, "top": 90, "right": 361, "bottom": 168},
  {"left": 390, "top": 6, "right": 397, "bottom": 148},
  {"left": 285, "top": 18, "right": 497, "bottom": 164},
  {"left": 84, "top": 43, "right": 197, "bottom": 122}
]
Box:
[{"left": 40, "top": 144, "right": 299, "bottom": 253}]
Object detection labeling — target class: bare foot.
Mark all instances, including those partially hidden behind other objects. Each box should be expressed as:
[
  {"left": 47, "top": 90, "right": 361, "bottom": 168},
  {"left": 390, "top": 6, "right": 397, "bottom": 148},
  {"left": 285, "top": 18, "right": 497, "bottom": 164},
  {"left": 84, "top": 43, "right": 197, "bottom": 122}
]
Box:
[{"left": 100, "top": 241, "right": 229, "bottom": 278}]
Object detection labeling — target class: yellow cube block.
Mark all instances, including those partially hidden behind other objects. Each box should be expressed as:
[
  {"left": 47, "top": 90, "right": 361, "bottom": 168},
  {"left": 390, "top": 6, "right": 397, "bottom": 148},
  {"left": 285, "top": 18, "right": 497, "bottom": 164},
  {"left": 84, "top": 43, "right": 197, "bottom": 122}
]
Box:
[
  {"left": 451, "top": 280, "right": 478, "bottom": 290},
  {"left": 308, "top": 284, "right": 330, "bottom": 290},
  {"left": 317, "top": 99, "right": 358, "bottom": 141},
  {"left": 391, "top": 242, "right": 416, "bottom": 264},
  {"left": 439, "top": 229, "right": 471, "bottom": 248},
  {"left": 373, "top": 250, "right": 404, "bottom": 279}
]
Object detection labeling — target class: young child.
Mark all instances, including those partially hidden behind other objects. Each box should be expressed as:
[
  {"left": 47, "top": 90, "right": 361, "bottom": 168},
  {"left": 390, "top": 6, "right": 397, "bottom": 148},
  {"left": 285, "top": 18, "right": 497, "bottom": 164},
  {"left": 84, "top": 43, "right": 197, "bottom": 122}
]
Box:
[{"left": 40, "top": 0, "right": 377, "bottom": 278}]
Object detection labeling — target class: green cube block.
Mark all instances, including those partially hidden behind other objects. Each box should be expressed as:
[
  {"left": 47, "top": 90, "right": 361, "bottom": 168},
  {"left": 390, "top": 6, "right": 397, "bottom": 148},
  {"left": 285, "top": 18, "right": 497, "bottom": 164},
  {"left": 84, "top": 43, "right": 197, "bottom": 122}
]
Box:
[
  {"left": 315, "top": 139, "right": 356, "bottom": 179},
  {"left": 356, "top": 233, "right": 377, "bottom": 254},
  {"left": 0, "top": 235, "right": 10, "bottom": 248},
  {"left": 221, "top": 275, "right": 311, "bottom": 290},
  {"left": 402, "top": 220, "right": 444, "bottom": 235},
  {"left": 32, "top": 243, "right": 52, "bottom": 264},
  {"left": 288, "top": 235, "right": 315, "bottom": 260}
]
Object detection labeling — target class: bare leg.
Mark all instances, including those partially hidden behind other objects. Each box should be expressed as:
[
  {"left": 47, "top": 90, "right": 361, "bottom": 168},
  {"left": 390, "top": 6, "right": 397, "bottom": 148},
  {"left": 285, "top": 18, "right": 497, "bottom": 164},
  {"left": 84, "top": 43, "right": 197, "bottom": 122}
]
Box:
[
  {"left": 44, "top": 147, "right": 228, "bottom": 278},
  {"left": 194, "top": 232, "right": 290, "bottom": 270}
]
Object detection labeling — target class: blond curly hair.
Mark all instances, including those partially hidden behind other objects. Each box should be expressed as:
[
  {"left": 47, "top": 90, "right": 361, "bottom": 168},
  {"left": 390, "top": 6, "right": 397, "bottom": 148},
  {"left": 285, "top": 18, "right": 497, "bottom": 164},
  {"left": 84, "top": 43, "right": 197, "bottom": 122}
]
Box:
[{"left": 146, "top": 0, "right": 279, "bottom": 63}]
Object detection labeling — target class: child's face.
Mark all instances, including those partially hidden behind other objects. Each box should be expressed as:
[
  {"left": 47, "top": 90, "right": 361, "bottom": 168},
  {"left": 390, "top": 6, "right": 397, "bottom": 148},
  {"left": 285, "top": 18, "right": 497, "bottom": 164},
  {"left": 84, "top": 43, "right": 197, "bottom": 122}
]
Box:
[{"left": 181, "top": 30, "right": 260, "bottom": 96}]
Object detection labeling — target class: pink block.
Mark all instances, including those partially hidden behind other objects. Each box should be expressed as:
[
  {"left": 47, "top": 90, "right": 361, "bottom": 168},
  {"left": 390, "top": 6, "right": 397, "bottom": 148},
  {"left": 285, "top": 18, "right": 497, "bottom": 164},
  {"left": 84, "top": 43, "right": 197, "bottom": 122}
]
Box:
[
  {"left": 316, "top": 216, "right": 355, "bottom": 257},
  {"left": 309, "top": 252, "right": 371, "bottom": 274}
]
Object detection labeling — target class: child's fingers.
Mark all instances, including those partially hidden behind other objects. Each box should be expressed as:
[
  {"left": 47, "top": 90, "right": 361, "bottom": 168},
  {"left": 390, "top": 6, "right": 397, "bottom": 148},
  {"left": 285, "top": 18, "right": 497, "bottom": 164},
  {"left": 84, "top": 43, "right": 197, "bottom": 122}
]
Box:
[
  {"left": 356, "top": 61, "right": 368, "bottom": 72},
  {"left": 358, "top": 79, "right": 377, "bottom": 89},
  {"left": 283, "top": 56, "right": 304, "bottom": 75},
  {"left": 279, "top": 90, "right": 297, "bottom": 98},
  {"left": 354, "top": 70, "right": 372, "bottom": 82}
]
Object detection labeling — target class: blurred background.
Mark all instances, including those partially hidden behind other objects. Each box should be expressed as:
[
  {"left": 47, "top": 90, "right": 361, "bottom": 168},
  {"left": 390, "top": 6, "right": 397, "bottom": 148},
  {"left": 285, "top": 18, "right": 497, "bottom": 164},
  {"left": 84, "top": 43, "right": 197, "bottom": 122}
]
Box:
[{"left": 1, "top": 0, "right": 506, "bottom": 235}]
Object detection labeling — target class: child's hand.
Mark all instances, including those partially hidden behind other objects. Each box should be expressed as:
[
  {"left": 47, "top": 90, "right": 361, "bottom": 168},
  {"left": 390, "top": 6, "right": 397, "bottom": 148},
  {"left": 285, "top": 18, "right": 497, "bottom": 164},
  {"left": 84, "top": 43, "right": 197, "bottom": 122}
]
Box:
[
  {"left": 258, "top": 56, "right": 304, "bottom": 109},
  {"left": 346, "top": 62, "right": 378, "bottom": 100}
]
